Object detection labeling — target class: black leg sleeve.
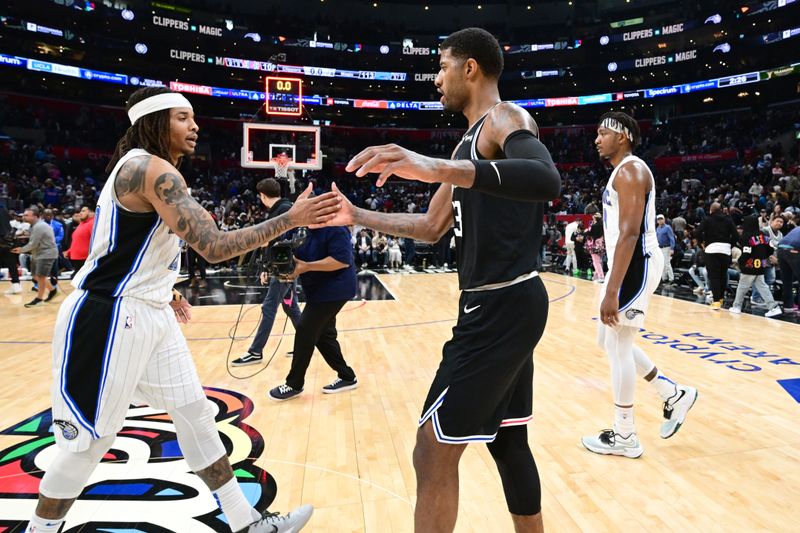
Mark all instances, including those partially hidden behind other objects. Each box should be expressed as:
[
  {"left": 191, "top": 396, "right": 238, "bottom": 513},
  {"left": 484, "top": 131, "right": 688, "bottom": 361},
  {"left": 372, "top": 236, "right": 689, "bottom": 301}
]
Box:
[{"left": 486, "top": 425, "right": 542, "bottom": 516}]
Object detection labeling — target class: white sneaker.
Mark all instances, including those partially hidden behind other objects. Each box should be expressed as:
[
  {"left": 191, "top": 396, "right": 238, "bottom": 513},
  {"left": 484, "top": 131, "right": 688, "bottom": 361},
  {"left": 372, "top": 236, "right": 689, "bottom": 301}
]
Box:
[
  {"left": 243, "top": 504, "right": 313, "bottom": 532},
  {"left": 4, "top": 283, "right": 22, "bottom": 295},
  {"left": 729, "top": 306, "right": 742, "bottom": 314},
  {"left": 581, "top": 430, "right": 643, "bottom": 458},
  {"left": 765, "top": 307, "right": 783, "bottom": 318},
  {"left": 660, "top": 385, "right": 698, "bottom": 439}
]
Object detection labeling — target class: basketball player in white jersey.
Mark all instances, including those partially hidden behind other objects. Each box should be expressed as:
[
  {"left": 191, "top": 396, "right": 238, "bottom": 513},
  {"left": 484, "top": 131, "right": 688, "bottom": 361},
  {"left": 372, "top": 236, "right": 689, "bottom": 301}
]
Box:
[
  {"left": 317, "top": 28, "right": 561, "bottom": 533},
  {"left": 581, "top": 112, "right": 698, "bottom": 459},
  {"left": 25, "top": 87, "right": 341, "bottom": 533}
]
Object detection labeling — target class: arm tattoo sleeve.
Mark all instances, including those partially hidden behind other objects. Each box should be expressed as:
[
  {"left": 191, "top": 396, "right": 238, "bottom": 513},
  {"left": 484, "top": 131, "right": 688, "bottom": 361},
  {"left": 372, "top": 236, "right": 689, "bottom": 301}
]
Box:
[
  {"left": 153, "top": 172, "right": 294, "bottom": 262},
  {"left": 114, "top": 156, "right": 152, "bottom": 200},
  {"left": 353, "top": 210, "right": 434, "bottom": 242}
]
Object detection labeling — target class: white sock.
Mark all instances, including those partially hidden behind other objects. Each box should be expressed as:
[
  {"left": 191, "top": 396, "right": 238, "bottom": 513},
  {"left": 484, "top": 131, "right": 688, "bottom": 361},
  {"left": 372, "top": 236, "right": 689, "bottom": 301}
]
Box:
[
  {"left": 26, "top": 514, "right": 63, "bottom": 532},
  {"left": 213, "top": 477, "right": 261, "bottom": 532},
  {"left": 650, "top": 370, "right": 678, "bottom": 401},
  {"left": 614, "top": 406, "right": 636, "bottom": 438}
]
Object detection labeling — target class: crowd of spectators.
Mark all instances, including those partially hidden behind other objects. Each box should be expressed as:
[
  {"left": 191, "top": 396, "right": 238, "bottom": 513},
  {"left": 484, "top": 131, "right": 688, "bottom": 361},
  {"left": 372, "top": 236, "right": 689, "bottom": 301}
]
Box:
[{"left": 2, "top": 94, "right": 799, "bottom": 312}]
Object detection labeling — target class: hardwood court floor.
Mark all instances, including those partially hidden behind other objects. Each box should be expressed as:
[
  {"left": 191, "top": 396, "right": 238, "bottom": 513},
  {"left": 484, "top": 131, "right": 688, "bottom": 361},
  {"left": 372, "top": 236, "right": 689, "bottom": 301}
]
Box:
[{"left": 1, "top": 272, "right": 799, "bottom": 532}]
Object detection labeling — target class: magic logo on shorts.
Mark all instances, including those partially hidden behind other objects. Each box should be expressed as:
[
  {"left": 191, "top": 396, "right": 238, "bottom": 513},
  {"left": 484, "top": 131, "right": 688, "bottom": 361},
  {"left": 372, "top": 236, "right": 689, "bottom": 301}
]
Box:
[
  {"left": 52, "top": 419, "right": 79, "bottom": 440},
  {"left": 625, "top": 308, "right": 645, "bottom": 320},
  {"left": 0, "top": 387, "right": 277, "bottom": 532}
]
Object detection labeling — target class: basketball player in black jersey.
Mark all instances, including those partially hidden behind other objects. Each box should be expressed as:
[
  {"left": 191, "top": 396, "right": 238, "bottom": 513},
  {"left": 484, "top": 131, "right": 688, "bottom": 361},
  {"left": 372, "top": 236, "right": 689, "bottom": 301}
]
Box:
[{"left": 318, "top": 28, "right": 560, "bottom": 533}]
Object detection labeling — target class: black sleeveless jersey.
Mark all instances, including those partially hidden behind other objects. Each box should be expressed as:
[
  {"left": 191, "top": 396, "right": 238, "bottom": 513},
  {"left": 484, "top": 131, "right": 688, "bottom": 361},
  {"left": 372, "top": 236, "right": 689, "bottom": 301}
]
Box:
[{"left": 451, "top": 113, "right": 545, "bottom": 290}]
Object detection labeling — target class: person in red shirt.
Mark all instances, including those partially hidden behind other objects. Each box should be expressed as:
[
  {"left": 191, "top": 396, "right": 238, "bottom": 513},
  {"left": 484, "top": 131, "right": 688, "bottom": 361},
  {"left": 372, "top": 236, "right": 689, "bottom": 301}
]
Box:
[{"left": 64, "top": 204, "right": 95, "bottom": 277}]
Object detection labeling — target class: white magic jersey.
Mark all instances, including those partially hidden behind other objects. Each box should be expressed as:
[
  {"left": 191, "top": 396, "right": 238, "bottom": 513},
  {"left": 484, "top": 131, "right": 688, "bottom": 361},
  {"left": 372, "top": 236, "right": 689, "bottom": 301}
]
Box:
[
  {"left": 72, "top": 149, "right": 180, "bottom": 306},
  {"left": 601, "top": 154, "right": 659, "bottom": 271}
]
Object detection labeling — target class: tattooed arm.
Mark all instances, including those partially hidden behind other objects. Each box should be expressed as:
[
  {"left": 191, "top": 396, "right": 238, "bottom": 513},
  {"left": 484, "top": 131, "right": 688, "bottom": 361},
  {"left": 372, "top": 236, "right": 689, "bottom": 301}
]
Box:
[
  {"left": 114, "top": 155, "right": 156, "bottom": 212},
  {"left": 320, "top": 181, "right": 453, "bottom": 243},
  {"left": 141, "top": 158, "right": 340, "bottom": 263}
]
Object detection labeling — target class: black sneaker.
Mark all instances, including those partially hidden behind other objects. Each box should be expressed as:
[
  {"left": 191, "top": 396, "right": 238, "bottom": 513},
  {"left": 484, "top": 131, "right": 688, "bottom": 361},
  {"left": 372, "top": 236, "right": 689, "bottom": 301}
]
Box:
[
  {"left": 268, "top": 384, "right": 303, "bottom": 401},
  {"left": 231, "top": 351, "right": 263, "bottom": 366},
  {"left": 24, "top": 298, "right": 44, "bottom": 308},
  {"left": 45, "top": 287, "right": 58, "bottom": 302},
  {"left": 322, "top": 378, "right": 358, "bottom": 394}
]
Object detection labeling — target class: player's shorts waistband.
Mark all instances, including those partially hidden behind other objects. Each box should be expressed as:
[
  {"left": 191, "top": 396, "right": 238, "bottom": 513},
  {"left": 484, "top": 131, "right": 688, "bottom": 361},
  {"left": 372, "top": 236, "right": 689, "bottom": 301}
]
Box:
[
  {"left": 71, "top": 288, "right": 169, "bottom": 308},
  {"left": 463, "top": 270, "right": 539, "bottom": 292}
]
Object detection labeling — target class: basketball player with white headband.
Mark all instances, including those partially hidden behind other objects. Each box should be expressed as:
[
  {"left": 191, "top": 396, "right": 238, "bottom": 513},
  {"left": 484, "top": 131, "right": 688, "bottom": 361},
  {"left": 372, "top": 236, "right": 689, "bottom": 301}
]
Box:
[
  {"left": 26, "top": 87, "right": 340, "bottom": 533},
  {"left": 581, "top": 111, "right": 697, "bottom": 459}
]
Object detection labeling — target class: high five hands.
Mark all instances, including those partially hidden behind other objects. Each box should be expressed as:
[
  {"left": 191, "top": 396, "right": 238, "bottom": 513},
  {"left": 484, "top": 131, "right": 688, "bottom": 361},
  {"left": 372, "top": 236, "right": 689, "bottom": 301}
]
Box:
[{"left": 346, "top": 144, "right": 443, "bottom": 187}]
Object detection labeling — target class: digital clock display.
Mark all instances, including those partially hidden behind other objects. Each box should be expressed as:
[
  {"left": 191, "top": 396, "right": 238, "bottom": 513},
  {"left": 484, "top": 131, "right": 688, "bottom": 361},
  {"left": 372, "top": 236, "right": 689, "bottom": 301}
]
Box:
[{"left": 266, "top": 76, "right": 303, "bottom": 116}]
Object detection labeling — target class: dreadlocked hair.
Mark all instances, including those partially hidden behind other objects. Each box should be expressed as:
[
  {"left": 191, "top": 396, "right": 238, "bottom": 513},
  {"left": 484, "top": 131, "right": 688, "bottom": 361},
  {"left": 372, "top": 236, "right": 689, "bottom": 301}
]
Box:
[
  {"left": 598, "top": 111, "right": 642, "bottom": 148},
  {"left": 106, "top": 87, "right": 177, "bottom": 174}
]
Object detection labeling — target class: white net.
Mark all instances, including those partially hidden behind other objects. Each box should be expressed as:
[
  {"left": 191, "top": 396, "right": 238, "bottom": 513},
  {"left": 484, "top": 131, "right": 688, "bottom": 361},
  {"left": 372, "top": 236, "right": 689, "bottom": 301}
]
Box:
[{"left": 273, "top": 155, "right": 291, "bottom": 178}]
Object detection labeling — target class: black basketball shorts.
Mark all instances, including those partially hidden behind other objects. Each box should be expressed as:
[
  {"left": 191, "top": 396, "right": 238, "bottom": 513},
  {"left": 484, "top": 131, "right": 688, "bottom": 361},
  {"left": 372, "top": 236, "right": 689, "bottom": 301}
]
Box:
[{"left": 419, "top": 274, "right": 548, "bottom": 443}]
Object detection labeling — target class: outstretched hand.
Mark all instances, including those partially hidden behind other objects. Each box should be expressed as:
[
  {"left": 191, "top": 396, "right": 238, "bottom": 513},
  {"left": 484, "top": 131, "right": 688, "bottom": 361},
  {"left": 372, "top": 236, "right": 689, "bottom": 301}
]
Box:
[
  {"left": 309, "top": 182, "right": 354, "bottom": 229},
  {"left": 286, "top": 183, "right": 342, "bottom": 227},
  {"left": 346, "top": 144, "right": 443, "bottom": 186}
]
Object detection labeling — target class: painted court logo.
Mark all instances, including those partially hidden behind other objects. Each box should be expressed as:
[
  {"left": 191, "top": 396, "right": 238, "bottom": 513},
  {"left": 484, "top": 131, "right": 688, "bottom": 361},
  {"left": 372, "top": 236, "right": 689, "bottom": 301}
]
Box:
[{"left": 0, "top": 387, "right": 276, "bottom": 532}]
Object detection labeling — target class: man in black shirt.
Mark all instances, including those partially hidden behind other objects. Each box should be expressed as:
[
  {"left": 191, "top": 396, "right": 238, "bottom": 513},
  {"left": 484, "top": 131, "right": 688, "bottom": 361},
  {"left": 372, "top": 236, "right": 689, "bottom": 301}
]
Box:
[
  {"left": 696, "top": 202, "right": 739, "bottom": 309},
  {"left": 320, "top": 27, "right": 560, "bottom": 533},
  {"left": 232, "top": 178, "right": 302, "bottom": 366}
]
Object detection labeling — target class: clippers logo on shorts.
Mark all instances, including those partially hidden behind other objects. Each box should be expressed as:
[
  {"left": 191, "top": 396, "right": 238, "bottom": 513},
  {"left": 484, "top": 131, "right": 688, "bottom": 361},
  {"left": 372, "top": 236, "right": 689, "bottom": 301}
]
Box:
[
  {"left": 0, "top": 387, "right": 277, "bottom": 532},
  {"left": 625, "top": 308, "right": 645, "bottom": 320},
  {"left": 53, "top": 419, "right": 79, "bottom": 440}
]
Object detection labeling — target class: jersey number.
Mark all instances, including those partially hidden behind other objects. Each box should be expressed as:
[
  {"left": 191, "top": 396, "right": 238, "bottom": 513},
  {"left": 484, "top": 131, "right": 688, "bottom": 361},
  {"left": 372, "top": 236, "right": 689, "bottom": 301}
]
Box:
[{"left": 453, "top": 200, "right": 463, "bottom": 237}]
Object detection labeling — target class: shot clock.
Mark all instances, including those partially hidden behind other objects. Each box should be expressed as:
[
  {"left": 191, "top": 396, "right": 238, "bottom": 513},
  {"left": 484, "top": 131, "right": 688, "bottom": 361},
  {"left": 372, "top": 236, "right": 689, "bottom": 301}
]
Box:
[{"left": 266, "top": 76, "right": 303, "bottom": 116}]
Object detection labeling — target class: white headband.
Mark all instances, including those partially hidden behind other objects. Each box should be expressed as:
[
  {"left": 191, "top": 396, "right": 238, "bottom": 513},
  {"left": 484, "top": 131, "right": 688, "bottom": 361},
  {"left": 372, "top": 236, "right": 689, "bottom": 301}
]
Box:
[
  {"left": 128, "top": 93, "right": 193, "bottom": 125},
  {"left": 600, "top": 117, "right": 634, "bottom": 143}
]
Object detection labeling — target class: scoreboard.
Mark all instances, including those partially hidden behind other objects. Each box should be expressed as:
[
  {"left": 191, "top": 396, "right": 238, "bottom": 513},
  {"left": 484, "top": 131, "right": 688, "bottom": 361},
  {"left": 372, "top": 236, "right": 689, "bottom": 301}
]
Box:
[{"left": 266, "top": 76, "right": 302, "bottom": 116}]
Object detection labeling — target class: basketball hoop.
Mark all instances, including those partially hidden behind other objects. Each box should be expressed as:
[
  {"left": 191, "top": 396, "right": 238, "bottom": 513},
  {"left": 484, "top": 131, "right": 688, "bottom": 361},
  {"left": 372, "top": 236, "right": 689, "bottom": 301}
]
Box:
[{"left": 273, "top": 154, "right": 291, "bottom": 179}]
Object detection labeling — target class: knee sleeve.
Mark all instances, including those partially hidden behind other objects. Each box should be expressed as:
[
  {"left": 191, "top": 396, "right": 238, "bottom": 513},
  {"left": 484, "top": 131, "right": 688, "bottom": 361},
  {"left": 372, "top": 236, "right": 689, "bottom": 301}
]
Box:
[
  {"left": 605, "top": 325, "right": 637, "bottom": 405},
  {"left": 170, "top": 399, "right": 226, "bottom": 472},
  {"left": 596, "top": 321, "right": 606, "bottom": 349},
  {"left": 632, "top": 345, "right": 656, "bottom": 378},
  {"left": 486, "top": 426, "right": 541, "bottom": 516},
  {"left": 40, "top": 435, "right": 115, "bottom": 499}
]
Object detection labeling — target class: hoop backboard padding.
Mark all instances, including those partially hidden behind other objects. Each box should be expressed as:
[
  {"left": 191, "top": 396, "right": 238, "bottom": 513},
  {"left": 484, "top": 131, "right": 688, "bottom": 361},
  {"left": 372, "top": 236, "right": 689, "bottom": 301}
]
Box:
[{"left": 241, "top": 123, "right": 321, "bottom": 170}]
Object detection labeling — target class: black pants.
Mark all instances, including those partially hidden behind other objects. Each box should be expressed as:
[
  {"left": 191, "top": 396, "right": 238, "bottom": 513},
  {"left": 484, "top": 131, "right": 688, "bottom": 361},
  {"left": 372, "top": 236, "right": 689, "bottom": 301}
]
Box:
[
  {"left": 704, "top": 252, "right": 730, "bottom": 302},
  {"left": 778, "top": 248, "right": 800, "bottom": 308},
  {"left": 0, "top": 248, "right": 19, "bottom": 283},
  {"left": 285, "top": 300, "right": 355, "bottom": 390},
  {"left": 187, "top": 248, "right": 206, "bottom": 279}
]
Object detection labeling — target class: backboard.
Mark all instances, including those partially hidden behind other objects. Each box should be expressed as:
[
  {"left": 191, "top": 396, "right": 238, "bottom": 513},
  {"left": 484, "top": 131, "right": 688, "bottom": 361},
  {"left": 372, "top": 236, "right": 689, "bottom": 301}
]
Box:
[{"left": 241, "top": 123, "right": 322, "bottom": 170}]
